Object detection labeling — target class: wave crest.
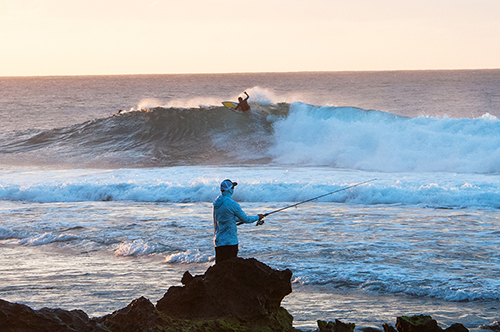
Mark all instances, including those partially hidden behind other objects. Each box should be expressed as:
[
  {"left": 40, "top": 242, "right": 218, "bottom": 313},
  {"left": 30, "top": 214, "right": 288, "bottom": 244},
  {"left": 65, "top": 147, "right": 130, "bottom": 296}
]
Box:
[{"left": 1, "top": 101, "right": 499, "bottom": 173}]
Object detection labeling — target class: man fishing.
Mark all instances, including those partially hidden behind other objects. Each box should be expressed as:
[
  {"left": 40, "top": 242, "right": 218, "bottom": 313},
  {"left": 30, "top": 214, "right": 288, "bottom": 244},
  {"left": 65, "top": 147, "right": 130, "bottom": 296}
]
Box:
[{"left": 213, "top": 179, "right": 264, "bottom": 264}]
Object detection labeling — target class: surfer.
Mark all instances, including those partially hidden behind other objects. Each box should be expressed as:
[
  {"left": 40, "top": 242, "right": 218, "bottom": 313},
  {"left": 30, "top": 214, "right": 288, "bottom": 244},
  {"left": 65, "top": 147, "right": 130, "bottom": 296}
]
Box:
[
  {"left": 235, "top": 91, "right": 251, "bottom": 112},
  {"left": 213, "top": 179, "right": 265, "bottom": 264}
]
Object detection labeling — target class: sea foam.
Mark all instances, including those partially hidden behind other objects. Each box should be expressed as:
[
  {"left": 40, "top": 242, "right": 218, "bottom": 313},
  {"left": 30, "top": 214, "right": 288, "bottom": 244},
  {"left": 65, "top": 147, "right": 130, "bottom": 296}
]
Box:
[
  {"left": 0, "top": 227, "right": 14, "bottom": 239},
  {"left": 1, "top": 167, "right": 500, "bottom": 209},
  {"left": 19, "top": 232, "right": 78, "bottom": 246},
  {"left": 164, "top": 249, "right": 214, "bottom": 264},
  {"left": 271, "top": 103, "right": 500, "bottom": 173},
  {"left": 115, "top": 240, "right": 159, "bottom": 256}
]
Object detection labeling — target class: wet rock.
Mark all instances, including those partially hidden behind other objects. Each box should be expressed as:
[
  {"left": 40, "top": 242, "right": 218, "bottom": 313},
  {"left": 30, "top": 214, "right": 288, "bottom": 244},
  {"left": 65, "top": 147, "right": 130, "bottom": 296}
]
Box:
[
  {"left": 181, "top": 270, "right": 195, "bottom": 285},
  {"left": 396, "top": 315, "right": 441, "bottom": 332},
  {"left": 95, "top": 296, "right": 160, "bottom": 332},
  {"left": 395, "top": 315, "right": 469, "bottom": 332},
  {"left": 383, "top": 323, "right": 397, "bottom": 332},
  {"left": 317, "top": 319, "right": 355, "bottom": 332},
  {"left": 480, "top": 322, "right": 500, "bottom": 331},
  {"left": 444, "top": 323, "right": 469, "bottom": 332},
  {"left": 0, "top": 258, "right": 295, "bottom": 332},
  {"left": 156, "top": 257, "right": 293, "bottom": 323},
  {"left": 0, "top": 299, "right": 106, "bottom": 332}
]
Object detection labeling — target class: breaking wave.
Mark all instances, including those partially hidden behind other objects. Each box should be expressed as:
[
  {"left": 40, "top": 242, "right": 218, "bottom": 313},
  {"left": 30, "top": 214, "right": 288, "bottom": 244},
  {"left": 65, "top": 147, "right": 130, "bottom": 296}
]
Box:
[{"left": 0, "top": 101, "right": 499, "bottom": 173}]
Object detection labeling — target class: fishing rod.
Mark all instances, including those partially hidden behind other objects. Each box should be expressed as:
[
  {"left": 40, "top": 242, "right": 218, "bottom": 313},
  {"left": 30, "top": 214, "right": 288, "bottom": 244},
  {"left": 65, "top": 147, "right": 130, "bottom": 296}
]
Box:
[{"left": 261, "top": 178, "right": 377, "bottom": 218}]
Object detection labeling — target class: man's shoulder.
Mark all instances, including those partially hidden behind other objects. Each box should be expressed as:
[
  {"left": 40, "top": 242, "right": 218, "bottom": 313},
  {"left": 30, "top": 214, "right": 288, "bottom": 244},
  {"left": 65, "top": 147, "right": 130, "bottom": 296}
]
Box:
[{"left": 225, "top": 197, "right": 240, "bottom": 208}]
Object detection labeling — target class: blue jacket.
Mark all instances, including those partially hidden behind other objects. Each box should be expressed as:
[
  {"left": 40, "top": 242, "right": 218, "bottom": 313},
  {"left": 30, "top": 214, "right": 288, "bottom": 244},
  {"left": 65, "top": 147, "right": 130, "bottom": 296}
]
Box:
[{"left": 213, "top": 190, "right": 259, "bottom": 247}]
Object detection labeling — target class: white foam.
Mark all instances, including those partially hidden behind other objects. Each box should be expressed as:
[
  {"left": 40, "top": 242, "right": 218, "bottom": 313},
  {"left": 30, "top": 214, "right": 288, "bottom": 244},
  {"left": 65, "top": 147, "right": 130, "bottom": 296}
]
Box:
[
  {"left": 19, "top": 232, "right": 78, "bottom": 246},
  {"left": 0, "top": 227, "right": 14, "bottom": 239},
  {"left": 114, "top": 240, "right": 158, "bottom": 256},
  {"left": 136, "top": 98, "right": 164, "bottom": 109},
  {"left": 1, "top": 167, "right": 500, "bottom": 209},
  {"left": 270, "top": 102, "right": 500, "bottom": 173},
  {"left": 134, "top": 86, "right": 291, "bottom": 110},
  {"left": 164, "top": 249, "right": 214, "bottom": 264}
]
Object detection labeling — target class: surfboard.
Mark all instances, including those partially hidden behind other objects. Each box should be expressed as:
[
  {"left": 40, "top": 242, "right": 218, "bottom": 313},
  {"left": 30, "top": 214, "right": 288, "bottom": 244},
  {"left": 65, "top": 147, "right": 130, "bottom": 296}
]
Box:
[
  {"left": 222, "top": 101, "right": 238, "bottom": 109},
  {"left": 222, "top": 101, "right": 247, "bottom": 114}
]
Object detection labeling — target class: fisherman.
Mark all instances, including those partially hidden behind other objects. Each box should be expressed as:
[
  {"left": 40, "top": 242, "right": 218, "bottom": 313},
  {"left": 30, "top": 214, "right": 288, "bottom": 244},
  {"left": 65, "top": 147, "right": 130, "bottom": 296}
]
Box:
[
  {"left": 235, "top": 91, "right": 251, "bottom": 112},
  {"left": 213, "top": 179, "right": 264, "bottom": 264}
]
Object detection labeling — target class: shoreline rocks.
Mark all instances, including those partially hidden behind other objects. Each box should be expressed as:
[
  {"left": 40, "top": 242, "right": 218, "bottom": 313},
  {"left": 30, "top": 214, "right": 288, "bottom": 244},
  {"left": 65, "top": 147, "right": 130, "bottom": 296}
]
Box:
[
  {"left": 0, "top": 258, "right": 482, "bottom": 332},
  {"left": 1, "top": 257, "right": 296, "bottom": 332}
]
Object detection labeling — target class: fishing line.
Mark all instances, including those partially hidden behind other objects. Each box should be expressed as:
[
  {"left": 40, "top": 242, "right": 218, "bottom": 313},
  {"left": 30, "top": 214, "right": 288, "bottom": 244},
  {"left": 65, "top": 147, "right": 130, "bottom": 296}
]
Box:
[
  {"left": 262, "top": 178, "right": 377, "bottom": 217},
  {"left": 237, "top": 178, "right": 377, "bottom": 226}
]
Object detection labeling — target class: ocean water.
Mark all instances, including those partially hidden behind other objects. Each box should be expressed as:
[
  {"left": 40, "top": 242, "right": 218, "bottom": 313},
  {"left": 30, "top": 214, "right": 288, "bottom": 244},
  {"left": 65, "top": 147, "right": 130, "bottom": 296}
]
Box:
[{"left": 0, "top": 71, "right": 499, "bottom": 331}]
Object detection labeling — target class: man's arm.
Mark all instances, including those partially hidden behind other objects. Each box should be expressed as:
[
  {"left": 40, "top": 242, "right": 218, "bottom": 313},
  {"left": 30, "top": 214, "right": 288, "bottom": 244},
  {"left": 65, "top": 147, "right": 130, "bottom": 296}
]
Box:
[{"left": 232, "top": 202, "right": 259, "bottom": 224}]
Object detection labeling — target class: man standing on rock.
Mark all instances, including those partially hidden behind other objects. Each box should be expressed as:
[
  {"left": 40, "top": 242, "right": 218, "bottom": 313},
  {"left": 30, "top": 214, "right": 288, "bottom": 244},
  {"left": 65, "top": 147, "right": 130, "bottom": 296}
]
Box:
[{"left": 213, "top": 179, "right": 265, "bottom": 264}]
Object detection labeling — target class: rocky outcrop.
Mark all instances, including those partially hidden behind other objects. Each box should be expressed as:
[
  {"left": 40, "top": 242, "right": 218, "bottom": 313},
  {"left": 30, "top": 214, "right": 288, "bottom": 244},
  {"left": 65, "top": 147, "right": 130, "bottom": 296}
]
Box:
[
  {"left": 156, "top": 257, "right": 293, "bottom": 323},
  {"left": 0, "top": 260, "right": 480, "bottom": 332},
  {"left": 396, "top": 315, "right": 442, "bottom": 332},
  {"left": 317, "top": 315, "right": 469, "bottom": 332},
  {"left": 368, "top": 315, "right": 469, "bottom": 332},
  {"left": 96, "top": 296, "right": 161, "bottom": 332},
  {"left": 480, "top": 322, "right": 500, "bottom": 331},
  {"left": 0, "top": 299, "right": 107, "bottom": 332},
  {"left": 1, "top": 257, "right": 296, "bottom": 332},
  {"left": 317, "top": 319, "right": 355, "bottom": 332}
]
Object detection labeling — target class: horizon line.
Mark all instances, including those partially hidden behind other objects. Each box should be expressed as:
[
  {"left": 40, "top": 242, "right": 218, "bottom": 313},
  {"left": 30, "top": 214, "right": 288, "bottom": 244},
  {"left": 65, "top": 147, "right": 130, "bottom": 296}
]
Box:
[{"left": 1, "top": 67, "right": 500, "bottom": 79}]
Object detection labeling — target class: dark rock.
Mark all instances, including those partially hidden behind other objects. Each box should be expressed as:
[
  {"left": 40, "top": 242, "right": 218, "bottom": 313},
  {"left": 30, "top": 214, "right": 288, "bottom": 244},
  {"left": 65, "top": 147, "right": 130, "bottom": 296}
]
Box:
[
  {"left": 395, "top": 315, "right": 470, "bottom": 332},
  {"left": 0, "top": 299, "right": 107, "bottom": 332},
  {"left": 444, "top": 323, "right": 469, "bottom": 332},
  {"left": 383, "top": 323, "right": 397, "bottom": 332},
  {"left": 396, "top": 315, "right": 441, "bottom": 332},
  {"left": 156, "top": 257, "right": 293, "bottom": 323},
  {"left": 317, "top": 319, "right": 355, "bottom": 332},
  {"left": 181, "top": 271, "right": 195, "bottom": 285},
  {"left": 95, "top": 296, "right": 160, "bottom": 332},
  {"left": 479, "top": 322, "right": 500, "bottom": 331},
  {"left": 0, "top": 258, "right": 295, "bottom": 332}
]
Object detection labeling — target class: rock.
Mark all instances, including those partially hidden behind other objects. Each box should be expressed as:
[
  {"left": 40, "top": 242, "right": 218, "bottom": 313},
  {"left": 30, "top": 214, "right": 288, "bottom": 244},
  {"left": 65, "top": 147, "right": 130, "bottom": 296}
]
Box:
[
  {"left": 181, "top": 271, "right": 195, "bottom": 285},
  {"left": 444, "top": 323, "right": 469, "bottom": 332},
  {"left": 0, "top": 299, "right": 107, "bottom": 332},
  {"left": 396, "top": 315, "right": 441, "bottom": 332},
  {"left": 317, "top": 319, "right": 355, "bottom": 332},
  {"left": 0, "top": 258, "right": 295, "bottom": 332},
  {"left": 383, "top": 323, "right": 397, "bottom": 332},
  {"left": 156, "top": 257, "right": 293, "bottom": 323},
  {"left": 479, "top": 322, "right": 500, "bottom": 331},
  {"left": 95, "top": 296, "right": 161, "bottom": 332},
  {"left": 395, "top": 315, "right": 470, "bottom": 332}
]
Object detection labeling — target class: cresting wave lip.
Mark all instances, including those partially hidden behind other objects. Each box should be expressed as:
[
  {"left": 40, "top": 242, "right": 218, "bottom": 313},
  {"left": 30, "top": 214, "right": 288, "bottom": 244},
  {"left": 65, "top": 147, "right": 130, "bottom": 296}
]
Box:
[{"left": 0, "top": 102, "right": 499, "bottom": 173}]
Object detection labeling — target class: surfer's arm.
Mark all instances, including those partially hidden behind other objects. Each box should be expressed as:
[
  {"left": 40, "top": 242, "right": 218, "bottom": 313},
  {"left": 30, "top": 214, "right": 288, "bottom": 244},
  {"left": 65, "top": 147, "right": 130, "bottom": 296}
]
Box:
[{"left": 244, "top": 91, "right": 249, "bottom": 101}]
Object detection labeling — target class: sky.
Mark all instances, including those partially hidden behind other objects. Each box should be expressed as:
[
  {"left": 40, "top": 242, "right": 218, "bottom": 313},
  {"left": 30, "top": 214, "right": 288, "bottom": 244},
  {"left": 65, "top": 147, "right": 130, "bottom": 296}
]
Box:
[{"left": 1, "top": 0, "right": 500, "bottom": 76}]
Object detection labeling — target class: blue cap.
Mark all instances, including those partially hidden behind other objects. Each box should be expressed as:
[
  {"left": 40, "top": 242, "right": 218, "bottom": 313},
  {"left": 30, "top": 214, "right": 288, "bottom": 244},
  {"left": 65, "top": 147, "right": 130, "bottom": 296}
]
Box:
[{"left": 220, "top": 179, "right": 237, "bottom": 191}]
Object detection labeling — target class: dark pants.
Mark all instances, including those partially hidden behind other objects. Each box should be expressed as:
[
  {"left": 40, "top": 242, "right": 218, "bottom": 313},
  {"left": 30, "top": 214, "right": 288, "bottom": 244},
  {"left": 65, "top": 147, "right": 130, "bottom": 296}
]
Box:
[{"left": 215, "top": 244, "right": 238, "bottom": 264}]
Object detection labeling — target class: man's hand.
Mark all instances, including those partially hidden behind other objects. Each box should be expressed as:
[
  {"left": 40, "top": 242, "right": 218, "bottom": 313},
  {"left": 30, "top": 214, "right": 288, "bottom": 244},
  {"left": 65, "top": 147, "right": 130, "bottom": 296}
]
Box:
[{"left": 256, "top": 214, "right": 265, "bottom": 226}]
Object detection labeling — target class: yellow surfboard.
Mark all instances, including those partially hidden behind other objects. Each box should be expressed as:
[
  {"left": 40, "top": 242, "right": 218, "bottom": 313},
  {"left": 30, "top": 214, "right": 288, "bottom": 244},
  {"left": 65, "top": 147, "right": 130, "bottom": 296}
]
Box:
[{"left": 222, "top": 101, "right": 238, "bottom": 109}]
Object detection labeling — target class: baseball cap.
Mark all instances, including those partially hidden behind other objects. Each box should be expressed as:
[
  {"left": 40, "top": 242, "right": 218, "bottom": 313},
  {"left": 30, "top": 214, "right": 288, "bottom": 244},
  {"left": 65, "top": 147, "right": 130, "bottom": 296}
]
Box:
[{"left": 220, "top": 179, "right": 237, "bottom": 191}]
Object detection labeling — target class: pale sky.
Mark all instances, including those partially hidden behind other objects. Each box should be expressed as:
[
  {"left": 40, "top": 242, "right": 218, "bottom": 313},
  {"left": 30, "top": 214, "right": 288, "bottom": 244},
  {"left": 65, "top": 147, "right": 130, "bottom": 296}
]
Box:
[{"left": 1, "top": 0, "right": 500, "bottom": 76}]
